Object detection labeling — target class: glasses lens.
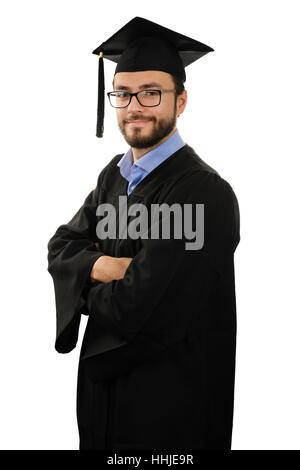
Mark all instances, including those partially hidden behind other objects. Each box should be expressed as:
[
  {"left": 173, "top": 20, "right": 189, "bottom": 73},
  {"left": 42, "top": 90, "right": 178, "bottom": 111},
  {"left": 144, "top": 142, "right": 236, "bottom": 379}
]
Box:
[
  {"left": 138, "top": 90, "right": 160, "bottom": 106},
  {"left": 109, "top": 92, "right": 130, "bottom": 108}
]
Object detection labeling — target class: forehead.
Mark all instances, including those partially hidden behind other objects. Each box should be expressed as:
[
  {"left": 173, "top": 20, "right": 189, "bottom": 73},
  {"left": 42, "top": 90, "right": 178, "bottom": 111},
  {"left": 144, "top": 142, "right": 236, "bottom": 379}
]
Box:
[{"left": 114, "top": 70, "right": 173, "bottom": 90}]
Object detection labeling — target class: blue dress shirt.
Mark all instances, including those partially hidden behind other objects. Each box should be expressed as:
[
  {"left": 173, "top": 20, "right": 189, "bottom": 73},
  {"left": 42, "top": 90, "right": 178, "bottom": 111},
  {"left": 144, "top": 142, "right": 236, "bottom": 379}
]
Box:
[{"left": 117, "top": 129, "right": 186, "bottom": 195}]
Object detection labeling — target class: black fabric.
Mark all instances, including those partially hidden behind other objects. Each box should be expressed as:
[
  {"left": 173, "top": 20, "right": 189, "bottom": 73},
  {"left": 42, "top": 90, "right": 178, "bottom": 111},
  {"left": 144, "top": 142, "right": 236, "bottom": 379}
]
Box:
[
  {"left": 92, "top": 16, "right": 214, "bottom": 67},
  {"left": 47, "top": 144, "right": 240, "bottom": 450},
  {"left": 114, "top": 36, "right": 186, "bottom": 81}
]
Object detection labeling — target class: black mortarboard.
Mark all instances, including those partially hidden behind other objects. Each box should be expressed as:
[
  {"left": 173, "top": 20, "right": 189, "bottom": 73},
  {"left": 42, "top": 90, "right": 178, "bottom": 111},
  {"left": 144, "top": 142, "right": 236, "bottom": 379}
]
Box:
[{"left": 93, "top": 17, "right": 214, "bottom": 138}]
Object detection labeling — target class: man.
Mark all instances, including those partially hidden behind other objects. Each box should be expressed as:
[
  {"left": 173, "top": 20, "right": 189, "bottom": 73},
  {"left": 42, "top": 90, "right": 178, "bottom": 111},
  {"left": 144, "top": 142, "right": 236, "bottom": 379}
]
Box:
[{"left": 47, "top": 17, "right": 240, "bottom": 451}]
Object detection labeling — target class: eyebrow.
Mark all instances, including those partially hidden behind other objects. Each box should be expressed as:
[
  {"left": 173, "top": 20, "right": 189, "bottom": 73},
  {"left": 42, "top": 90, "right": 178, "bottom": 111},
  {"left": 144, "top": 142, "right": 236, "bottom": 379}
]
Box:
[{"left": 114, "top": 82, "right": 162, "bottom": 91}]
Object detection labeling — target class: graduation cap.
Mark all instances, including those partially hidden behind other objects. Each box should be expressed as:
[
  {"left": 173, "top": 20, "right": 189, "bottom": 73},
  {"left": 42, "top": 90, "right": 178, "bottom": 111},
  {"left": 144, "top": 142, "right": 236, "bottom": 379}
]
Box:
[{"left": 93, "top": 16, "right": 214, "bottom": 138}]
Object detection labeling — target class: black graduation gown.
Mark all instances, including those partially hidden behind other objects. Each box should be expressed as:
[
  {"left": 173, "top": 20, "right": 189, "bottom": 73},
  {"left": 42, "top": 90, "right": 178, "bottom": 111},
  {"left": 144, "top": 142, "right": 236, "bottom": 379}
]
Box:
[{"left": 47, "top": 143, "right": 240, "bottom": 450}]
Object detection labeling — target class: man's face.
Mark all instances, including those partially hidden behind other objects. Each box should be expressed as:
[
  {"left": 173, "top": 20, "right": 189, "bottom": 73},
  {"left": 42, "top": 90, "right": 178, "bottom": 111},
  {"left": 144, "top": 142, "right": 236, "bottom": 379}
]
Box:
[{"left": 113, "top": 70, "right": 179, "bottom": 149}]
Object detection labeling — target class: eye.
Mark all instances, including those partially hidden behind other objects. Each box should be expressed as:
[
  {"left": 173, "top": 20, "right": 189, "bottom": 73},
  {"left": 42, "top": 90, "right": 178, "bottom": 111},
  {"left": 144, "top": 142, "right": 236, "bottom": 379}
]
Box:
[
  {"left": 116, "top": 92, "right": 129, "bottom": 98},
  {"left": 140, "top": 90, "right": 157, "bottom": 96}
]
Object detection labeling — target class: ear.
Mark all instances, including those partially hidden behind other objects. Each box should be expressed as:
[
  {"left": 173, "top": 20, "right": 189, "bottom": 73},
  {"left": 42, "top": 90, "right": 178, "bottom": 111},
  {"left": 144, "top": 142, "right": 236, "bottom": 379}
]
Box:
[{"left": 176, "top": 90, "right": 187, "bottom": 117}]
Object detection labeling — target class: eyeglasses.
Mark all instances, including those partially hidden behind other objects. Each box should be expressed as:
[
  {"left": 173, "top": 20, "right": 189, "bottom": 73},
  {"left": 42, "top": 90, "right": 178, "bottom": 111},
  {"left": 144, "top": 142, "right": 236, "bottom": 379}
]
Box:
[{"left": 107, "top": 89, "right": 176, "bottom": 108}]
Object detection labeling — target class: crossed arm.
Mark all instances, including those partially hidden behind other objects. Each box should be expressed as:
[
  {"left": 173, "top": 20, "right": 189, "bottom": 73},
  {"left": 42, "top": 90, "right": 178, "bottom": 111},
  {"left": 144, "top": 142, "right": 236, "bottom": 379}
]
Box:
[
  {"left": 90, "top": 242, "right": 133, "bottom": 283},
  {"left": 47, "top": 169, "right": 239, "bottom": 362}
]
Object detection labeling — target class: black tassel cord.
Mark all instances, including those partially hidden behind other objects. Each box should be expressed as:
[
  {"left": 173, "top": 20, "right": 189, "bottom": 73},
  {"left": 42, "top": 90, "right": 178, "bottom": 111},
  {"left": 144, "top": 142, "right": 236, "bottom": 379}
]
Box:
[{"left": 96, "top": 53, "right": 105, "bottom": 138}]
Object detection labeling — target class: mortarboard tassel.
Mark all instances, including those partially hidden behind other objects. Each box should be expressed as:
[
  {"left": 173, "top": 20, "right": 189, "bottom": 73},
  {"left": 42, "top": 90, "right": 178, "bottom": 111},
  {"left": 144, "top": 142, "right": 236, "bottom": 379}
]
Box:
[{"left": 96, "top": 51, "right": 105, "bottom": 138}]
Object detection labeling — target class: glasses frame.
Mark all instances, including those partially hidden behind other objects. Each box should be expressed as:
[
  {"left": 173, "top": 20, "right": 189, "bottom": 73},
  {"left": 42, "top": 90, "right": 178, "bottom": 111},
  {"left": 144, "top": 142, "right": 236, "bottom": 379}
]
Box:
[{"left": 107, "top": 89, "right": 177, "bottom": 108}]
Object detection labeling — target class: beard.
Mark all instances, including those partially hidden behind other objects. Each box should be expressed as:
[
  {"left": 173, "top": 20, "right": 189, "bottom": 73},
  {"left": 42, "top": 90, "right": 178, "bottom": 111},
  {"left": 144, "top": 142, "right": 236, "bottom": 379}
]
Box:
[{"left": 118, "top": 104, "right": 177, "bottom": 149}]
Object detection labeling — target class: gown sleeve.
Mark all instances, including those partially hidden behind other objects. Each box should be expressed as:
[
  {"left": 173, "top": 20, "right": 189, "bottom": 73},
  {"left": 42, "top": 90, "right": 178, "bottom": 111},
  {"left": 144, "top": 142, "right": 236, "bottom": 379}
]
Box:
[
  {"left": 47, "top": 170, "right": 106, "bottom": 354},
  {"left": 81, "top": 172, "right": 240, "bottom": 382}
]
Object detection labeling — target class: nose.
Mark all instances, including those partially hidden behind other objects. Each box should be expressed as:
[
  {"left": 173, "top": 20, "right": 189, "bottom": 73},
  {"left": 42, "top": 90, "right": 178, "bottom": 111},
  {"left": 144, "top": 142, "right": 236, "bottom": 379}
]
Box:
[{"left": 127, "top": 94, "right": 144, "bottom": 113}]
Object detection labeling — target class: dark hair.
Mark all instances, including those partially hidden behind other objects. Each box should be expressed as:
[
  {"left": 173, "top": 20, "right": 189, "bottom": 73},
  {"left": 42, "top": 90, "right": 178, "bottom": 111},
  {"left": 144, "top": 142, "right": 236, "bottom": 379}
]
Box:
[{"left": 171, "top": 75, "right": 185, "bottom": 96}]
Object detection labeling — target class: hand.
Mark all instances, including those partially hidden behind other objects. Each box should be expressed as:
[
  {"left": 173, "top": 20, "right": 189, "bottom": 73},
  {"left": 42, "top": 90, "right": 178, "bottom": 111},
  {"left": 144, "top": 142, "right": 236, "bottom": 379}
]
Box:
[{"left": 90, "top": 255, "right": 133, "bottom": 283}]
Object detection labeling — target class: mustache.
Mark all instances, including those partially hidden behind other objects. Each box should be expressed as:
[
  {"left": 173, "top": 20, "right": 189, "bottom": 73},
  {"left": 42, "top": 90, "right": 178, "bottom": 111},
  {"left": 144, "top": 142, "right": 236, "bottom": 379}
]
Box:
[{"left": 125, "top": 117, "right": 155, "bottom": 123}]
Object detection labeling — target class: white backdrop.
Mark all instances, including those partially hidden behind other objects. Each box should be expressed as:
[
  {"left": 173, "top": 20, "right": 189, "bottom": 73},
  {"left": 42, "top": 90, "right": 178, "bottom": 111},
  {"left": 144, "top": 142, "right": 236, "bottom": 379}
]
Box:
[{"left": 0, "top": 0, "right": 299, "bottom": 450}]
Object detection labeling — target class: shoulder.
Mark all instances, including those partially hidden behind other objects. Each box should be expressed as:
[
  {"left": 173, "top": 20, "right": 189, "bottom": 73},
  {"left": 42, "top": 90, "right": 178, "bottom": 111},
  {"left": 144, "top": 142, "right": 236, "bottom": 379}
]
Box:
[
  {"left": 181, "top": 169, "right": 240, "bottom": 252},
  {"left": 94, "top": 153, "right": 124, "bottom": 187},
  {"left": 187, "top": 171, "right": 240, "bottom": 225},
  {"left": 183, "top": 144, "right": 221, "bottom": 177},
  {"left": 178, "top": 145, "right": 239, "bottom": 205},
  {"left": 162, "top": 157, "right": 238, "bottom": 207}
]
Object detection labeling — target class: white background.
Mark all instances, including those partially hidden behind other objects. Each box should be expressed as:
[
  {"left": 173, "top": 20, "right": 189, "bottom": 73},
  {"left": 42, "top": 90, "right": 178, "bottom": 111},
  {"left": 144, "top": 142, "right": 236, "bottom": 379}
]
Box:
[{"left": 0, "top": 0, "right": 299, "bottom": 450}]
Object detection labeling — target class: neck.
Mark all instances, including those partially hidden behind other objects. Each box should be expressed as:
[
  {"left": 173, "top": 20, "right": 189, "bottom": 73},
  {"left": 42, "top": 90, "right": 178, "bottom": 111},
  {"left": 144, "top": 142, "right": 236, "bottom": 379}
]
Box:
[{"left": 132, "top": 127, "right": 177, "bottom": 163}]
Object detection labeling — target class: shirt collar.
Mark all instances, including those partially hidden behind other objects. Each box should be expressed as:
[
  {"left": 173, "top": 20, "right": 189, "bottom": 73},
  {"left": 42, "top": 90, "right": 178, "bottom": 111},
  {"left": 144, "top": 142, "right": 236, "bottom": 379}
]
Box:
[{"left": 117, "top": 128, "right": 185, "bottom": 181}]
